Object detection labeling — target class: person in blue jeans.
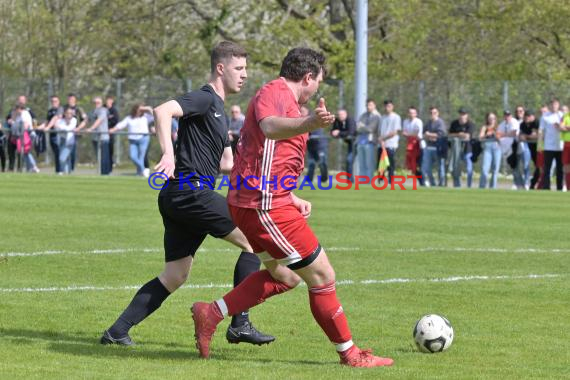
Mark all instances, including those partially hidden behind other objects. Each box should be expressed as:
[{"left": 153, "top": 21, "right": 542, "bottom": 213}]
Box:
[
  {"left": 422, "top": 107, "right": 447, "bottom": 187},
  {"left": 109, "top": 103, "right": 153, "bottom": 176},
  {"left": 55, "top": 108, "right": 77, "bottom": 174},
  {"left": 331, "top": 109, "right": 356, "bottom": 180},
  {"left": 85, "top": 97, "right": 112, "bottom": 175},
  {"left": 356, "top": 99, "right": 381, "bottom": 180},
  {"left": 448, "top": 107, "right": 475, "bottom": 188},
  {"left": 479, "top": 112, "right": 502, "bottom": 188}
]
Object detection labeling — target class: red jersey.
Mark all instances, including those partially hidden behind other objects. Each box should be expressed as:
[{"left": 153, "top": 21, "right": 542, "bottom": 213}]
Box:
[{"left": 227, "top": 78, "right": 307, "bottom": 210}]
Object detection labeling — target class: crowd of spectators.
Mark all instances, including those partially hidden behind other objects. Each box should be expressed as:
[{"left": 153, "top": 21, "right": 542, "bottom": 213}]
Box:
[{"left": 2, "top": 93, "right": 570, "bottom": 191}]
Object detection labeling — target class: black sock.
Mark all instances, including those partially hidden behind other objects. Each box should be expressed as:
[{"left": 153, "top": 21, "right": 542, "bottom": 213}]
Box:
[
  {"left": 108, "top": 277, "right": 171, "bottom": 338},
  {"left": 231, "top": 251, "right": 261, "bottom": 328}
]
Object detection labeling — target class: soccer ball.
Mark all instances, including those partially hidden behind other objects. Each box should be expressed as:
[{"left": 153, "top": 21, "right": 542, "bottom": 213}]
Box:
[{"left": 413, "top": 314, "right": 454, "bottom": 353}]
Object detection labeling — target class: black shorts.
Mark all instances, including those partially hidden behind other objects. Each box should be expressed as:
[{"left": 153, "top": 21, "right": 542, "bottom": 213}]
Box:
[{"left": 158, "top": 189, "right": 236, "bottom": 262}]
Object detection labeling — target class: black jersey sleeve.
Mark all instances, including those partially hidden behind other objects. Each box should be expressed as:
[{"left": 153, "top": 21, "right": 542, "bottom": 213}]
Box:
[{"left": 174, "top": 90, "right": 214, "bottom": 118}]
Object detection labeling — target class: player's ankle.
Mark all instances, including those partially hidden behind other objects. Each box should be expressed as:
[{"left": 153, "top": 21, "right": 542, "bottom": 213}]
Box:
[{"left": 337, "top": 340, "right": 356, "bottom": 357}]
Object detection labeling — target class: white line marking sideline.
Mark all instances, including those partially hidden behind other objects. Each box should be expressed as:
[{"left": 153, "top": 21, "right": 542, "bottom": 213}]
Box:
[
  {"left": 0, "top": 273, "right": 564, "bottom": 293},
  {"left": 2, "top": 246, "right": 568, "bottom": 258},
  {"left": 0, "top": 246, "right": 359, "bottom": 258}
]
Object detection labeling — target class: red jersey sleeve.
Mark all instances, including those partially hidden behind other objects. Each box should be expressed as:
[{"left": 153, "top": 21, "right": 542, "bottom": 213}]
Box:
[{"left": 254, "top": 83, "right": 285, "bottom": 123}]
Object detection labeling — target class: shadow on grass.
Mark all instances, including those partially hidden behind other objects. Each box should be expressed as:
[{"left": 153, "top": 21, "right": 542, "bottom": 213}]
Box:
[{"left": 0, "top": 327, "right": 327, "bottom": 365}]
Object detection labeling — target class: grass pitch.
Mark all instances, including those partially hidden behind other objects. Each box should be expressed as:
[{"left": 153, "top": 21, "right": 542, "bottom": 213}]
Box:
[{"left": 0, "top": 174, "right": 568, "bottom": 379}]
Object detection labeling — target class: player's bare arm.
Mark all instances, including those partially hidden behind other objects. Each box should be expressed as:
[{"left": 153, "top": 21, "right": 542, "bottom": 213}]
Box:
[
  {"left": 219, "top": 146, "right": 233, "bottom": 174},
  {"left": 260, "top": 98, "right": 334, "bottom": 140},
  {"left": 153, "top": 100, "right": 183, "bottom": 178}
]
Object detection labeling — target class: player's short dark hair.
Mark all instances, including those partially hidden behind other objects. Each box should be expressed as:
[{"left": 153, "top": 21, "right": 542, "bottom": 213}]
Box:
[
  {"left": 211, "top": 41, "right": 248, "bottom": 73},
  {"left": 279, "top": 48, "right": 326, "bottom": 82},
  {"left": 366, "top": 98, "right": 375, "bottom": 104},
  {"left": 408, "top": 105, "right": 417, "bottom": 111}
]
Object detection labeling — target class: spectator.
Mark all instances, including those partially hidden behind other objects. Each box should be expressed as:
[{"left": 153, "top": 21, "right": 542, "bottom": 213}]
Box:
[
  {"left": 479, "top": 112, "right": 502, "bottom": 189},
  {"left": 561, "top": 107, "right": 570, "bottom": 189},
  {"left": 514, "top": 105, "right": 525, "bottom": 123},
  {"left": 109, "top": 103, "right": 153, "bottom": 177},
  {"left": 422, "top": 107, "right": 447, "bottom": 187},
  {"left": 12, "top": 104, "right": 39, "bottom": 173},
  {"left": 171, "top": 117, "right": 179, "bottom": 146},
  {"left": 39, "top": 95, "right": 64, "bottom": 174},
  {"left": 331, "top": 108, "right": 356, "bottom": 179},
  {"left": 228, "top": 105, "right": 244, "bottom": 154},
  {"left": 105, "top": 96, "right": 120, "bottom": 171},
  {"left": 498, "top": 110, "right": 523, "bottom": 189},
  {"left": 0, "top": 116, "right": 6, "bottom": 172},
  {"left": 519, "top": 109, "right": 539, "bottom": 189},
  {"left": 55, "top": 107, "right": 77, "bottom": 174},
  {"left": 540, "top": 99, "right": 564, "bottom": 190},
  {"left": 64, "top": 93, "right": 87, "bottom": 171},
  {"left": 304, "top": 105, "right": 328, "bottom": 183},
  {"left": 142, "top": 113, "right": 156, "bottom": 178},
  {"left": 356, "top": 99, "right": 381, "bottom": 179},
  {"left": 5, "top": 106, "right": 18, "bottom": 171},
  {"left": 85, "top": 97, "right": 111, "bottom": 175},
  {"left": 402, "top": 106, "right": 424, "bottom": 184},
  {"left": 378, "top": 100, "right": 401, "bottom": 184},
  {"left": 448, "top": 107, "right": 475, "bottom": 188}
]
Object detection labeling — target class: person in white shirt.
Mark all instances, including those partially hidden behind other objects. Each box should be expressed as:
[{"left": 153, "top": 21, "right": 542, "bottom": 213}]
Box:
[
  {"left": 55, "top": 107, "right": 77, "bottom": 174},
  {"left": 109, "top": 103, "right": 153, "bottom": 176},
  {"left": 402, "top": 106, "right": 423, "bottom": 183},
  {"left": 539, "top": 99, "right": 564, "bottom": 190},
  {"left": 378, "top": 100, "right": 401, "bottom": 183},
  {"left": 498, "top": 110, "right": 523, "bottom": 189},
  {"left": 12, "top": 104, "right": 39, "bottom": 173}
]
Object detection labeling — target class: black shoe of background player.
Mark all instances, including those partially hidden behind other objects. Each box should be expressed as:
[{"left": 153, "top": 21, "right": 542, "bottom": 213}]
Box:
[
  {"left": 100, "top": 330, "right": 135, "bottom": 346},
  {"left": 226, "top": 322, "right": 276, "bottom": 345}
]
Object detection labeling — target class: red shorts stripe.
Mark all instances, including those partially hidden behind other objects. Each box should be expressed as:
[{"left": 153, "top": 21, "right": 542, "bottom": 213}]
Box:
[{"left": 229, "top": 204, "right": 319, "bottom": 265}]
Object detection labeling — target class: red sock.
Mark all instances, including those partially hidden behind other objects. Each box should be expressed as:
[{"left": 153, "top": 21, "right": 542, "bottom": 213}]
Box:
[
  {"left": 222, "top": 270, "right": 292, "bottom": 316},
  {"left": 309, "top": 282, "right": 353, "bottom": 350},
  {"left": 566, "top": 173, "right": 570, "bottom": 188}
]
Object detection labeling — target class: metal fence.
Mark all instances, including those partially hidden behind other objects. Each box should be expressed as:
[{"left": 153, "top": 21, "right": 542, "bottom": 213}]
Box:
[{"left": 1, "top": 78, "right": 569, "bottom": 174}]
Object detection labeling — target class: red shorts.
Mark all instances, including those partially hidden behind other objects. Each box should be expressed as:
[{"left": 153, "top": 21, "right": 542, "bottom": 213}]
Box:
[
  {"left": 229, "top": 204, "right": 319, "bottom": 265},
  {"left": 563, "top": 142, "right": 570, "bottom": 165}
]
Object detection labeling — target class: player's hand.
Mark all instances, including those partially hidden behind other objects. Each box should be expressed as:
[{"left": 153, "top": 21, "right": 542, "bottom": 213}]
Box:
[
  {"left": 154, "top": 153, "right": 176, "bottom": 178},
  {"left": 331, "top": 129, "right": 340, "bottom": 137},
  {"left": 312, "top": 98, "right": 335, "bottom": 129},
  {"left": 292, "top": 194, "right": 312, "bottom": 218}
]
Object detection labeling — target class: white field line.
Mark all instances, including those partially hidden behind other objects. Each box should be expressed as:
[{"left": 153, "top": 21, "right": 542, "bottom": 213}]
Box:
[
  {"left": 2, "top": 246, "right": 568, "bottom": 258},
  {"left": 0, "top": 246, "right": 359, "bottom": 258},
  {"left": 395, "top": 247, "right": 570, "bottom": 254},
  {"left": 0, "top": 273, "right": 564, "bottom": 293}
]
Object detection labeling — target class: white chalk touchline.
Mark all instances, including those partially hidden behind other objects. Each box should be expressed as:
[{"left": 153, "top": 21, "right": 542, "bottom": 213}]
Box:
[
  {"left": 0, "top": 246, "right": 359, "bottom": 258},
  {"left": 0, "top": 273, "right": 564, "bottom": 293},
  {"left": 3, "top": 245, "right": 567, "bottom": 258},
  {"left": 394, "top": 247, "right": 570, "bottom": 254}
]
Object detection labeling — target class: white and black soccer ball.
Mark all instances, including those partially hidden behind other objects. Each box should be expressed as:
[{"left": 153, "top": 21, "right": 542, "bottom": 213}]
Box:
[{"left": 413, "top": 314, "right": 454, "bottom": 353}]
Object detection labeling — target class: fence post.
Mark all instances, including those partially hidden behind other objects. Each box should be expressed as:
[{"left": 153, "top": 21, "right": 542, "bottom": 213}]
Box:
[
  {"left": 336, "top": 79, "right": 345, "bottom": 172},
  {"left": 503, "top": 81, "right": 509, "bottom": 111},
  {"left": 186, "top": 79, "right": 193, "bottom": 92},
  {"left": 45, "top": 79, "right": 53, "bottom": 166},
  {"left": 115, "top": 78, "right": 124, "bottom": 165}
]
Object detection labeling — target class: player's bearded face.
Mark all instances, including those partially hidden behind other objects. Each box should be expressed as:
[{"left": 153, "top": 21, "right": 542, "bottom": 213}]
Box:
[{"left": 224, "top": 56, "right": 248, "bottom": 94}]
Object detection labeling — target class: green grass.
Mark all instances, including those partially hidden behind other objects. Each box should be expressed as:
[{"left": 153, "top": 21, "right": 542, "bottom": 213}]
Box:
[{"left": 1, "top": 174, "right": 569, "bottom": 379}]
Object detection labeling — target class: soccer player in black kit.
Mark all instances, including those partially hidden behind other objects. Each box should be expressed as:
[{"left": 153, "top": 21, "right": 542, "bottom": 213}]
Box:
[{"left": 100, "top": 41, "right": 274, "bottom": 346}]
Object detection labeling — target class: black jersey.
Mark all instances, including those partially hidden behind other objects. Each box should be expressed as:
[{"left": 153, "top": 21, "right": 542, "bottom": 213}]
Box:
[{"left": 163, "top": 84, "right": 230, "bottom": 193}]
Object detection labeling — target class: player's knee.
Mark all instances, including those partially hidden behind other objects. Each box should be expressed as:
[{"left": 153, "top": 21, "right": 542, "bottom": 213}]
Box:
[{"left": 161, "top": 270, "right": 188, "bottom": 290}]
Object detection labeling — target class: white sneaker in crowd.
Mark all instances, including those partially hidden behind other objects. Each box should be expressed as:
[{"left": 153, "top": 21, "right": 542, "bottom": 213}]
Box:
[{"left": 143, "top": 168, "right": 150, "bottom": 178}]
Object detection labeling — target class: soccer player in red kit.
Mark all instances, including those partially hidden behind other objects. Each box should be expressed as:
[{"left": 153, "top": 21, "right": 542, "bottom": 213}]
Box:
[{"left": 191, "top": 48, "right": 394, "bottom": 368}]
